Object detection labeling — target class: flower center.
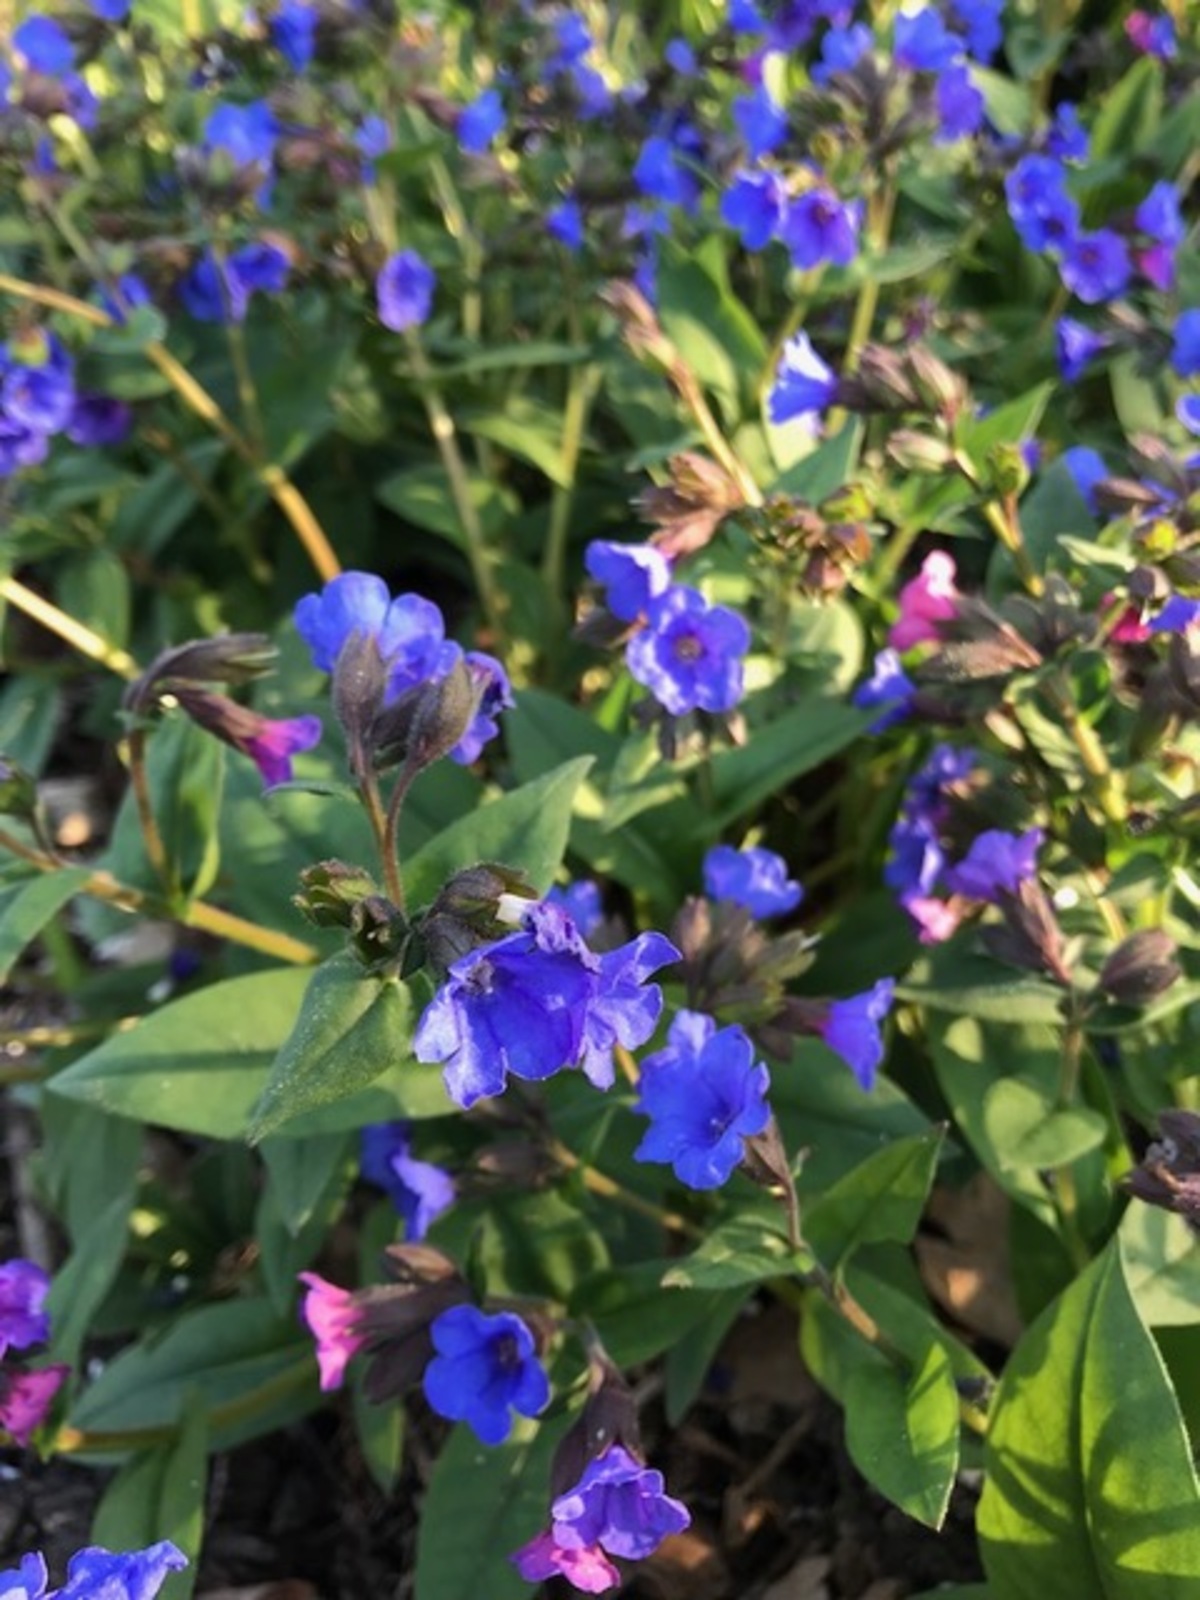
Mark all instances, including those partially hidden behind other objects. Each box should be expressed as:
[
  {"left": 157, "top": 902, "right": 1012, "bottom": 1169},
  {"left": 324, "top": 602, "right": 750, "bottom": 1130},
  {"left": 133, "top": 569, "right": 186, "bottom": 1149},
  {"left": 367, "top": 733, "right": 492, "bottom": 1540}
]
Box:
[{"left": 672, "top": 631, "right": 703, "bottom": 663}]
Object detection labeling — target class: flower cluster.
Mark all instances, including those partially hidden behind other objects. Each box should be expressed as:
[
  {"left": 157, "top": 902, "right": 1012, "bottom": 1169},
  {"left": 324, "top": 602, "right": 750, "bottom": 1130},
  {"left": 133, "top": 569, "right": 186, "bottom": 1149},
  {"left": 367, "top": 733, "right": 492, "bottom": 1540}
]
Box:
[
  {"left": 0, "top": 329, "right": 130, "bottom": 479},
  {"left": 0, "top": 1543, "right": 186, "bottom": 1600},
  {"left": 0, "top": 1258, "right": 68, "bottom": 1447},
  {"left": 413, "top": 901, "right": 678, "bottom": 1107}
]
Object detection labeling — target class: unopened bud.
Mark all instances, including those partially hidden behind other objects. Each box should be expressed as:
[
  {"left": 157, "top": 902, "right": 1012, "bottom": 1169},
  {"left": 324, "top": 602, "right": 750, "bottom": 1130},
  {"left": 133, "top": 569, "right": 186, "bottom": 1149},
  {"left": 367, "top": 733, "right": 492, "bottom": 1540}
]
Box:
[
  {"left": 1099, "top": 929, "right": 1181, "bottom": 1006},
  {"left": 848, "top": 344, "right": 921, "bottom": 411},
  {"left": 907, "top": 345, "right": 968, "bottom": 422},
  {"left": 887, "top": 429, "right": 956, "bottom": 474},
  {"left": 987, "top": 442, "right": 1031, "bottom": 499},
  {"left": 979, "top": 879, "right": 1072, "bottom": 986},
  {"left": 331, "top": 630, "right": 390, "bottom": 771},
  {"left": 349, "top": 894, "right": 410, "bottom": 971},
  {"left": 294, "top": 859, "right": 379, "bottom": 928},
  {"left": 1123, "top": 1110, "right": 1200, "bottom": 1230},
  {"left": 125, "top": 633, "right": 278, "bottom": 718},
  {"left": 419, "top": 863, "right": 538, "bottom": 973}
]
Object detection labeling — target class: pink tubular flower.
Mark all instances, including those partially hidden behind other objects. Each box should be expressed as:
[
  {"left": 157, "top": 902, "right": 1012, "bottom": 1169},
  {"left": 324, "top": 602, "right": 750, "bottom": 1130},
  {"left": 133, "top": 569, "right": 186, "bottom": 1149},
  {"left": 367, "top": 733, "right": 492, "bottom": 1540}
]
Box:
[
  {"left": 298, "top": 1273, "right": 366, "bottom": 1391},
  {"left": 512, "top": 1531, "right": 620, "bottom": 1593},
  {"left": 1101, "top": 593, "right": 1151, "bottom": 644},
  {"left": 904, "top": 895, "right": 963, "bottom": 945},
  {"left": 0, "top": 1364, "right": 68, "bottom": 1445},
  {"left": 889, "top": 551, "right": 960, "bottom": 650}
]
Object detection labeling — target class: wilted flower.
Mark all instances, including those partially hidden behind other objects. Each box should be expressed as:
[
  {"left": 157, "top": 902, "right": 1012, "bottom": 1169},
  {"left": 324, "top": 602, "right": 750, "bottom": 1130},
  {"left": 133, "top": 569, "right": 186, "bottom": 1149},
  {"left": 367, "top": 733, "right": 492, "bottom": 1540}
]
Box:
[{"left": 422, "top": 1305, "right": 549, "bottom": 1445}]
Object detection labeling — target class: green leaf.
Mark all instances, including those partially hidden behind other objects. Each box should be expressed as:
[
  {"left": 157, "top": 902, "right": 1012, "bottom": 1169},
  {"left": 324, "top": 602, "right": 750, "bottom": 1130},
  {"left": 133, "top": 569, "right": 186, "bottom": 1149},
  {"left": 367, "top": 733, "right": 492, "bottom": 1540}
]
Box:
[
  {"left": 657, "top": 248, "right": 767, "bottom": 424},
  {"left": 249, "top": 955, "right": 418, "bottom": 1141},
  {"left": 260, "top": 1131, "right": 353, "bottom": 1234},
  {"left": 804, "top": 1130, "right": 945, "bottom": 1270},
  {"left": 436, "top": 1188, "right": 610, "bottom": 1303},
  {"left": 571, "top": 1261, "right": 742, "bottom": 1367},
  {"left": 91, "top": 1394, "right": 208, "bottom": 1600},
  {"left": 706, "top": 699, "right": 871, "bottom": 830},
  {"left": 899, "top": 942, "right": 1065, "bottom": 1024},
  {"left": 768, "top": 419, "right": 863, "bottom": 502},
  {"left": 56, "top": 548, "right": 131, "bottom": 650},
  {"left": 978, "top": 1241, "right": 1200, "bottom": 1596},
  {"left": 1089, "top": 57, "right": 1163, "bottom": 162},
  {"left": 403, "top": 757, "right": 594, "bottom": 909},
  {"left": 70, "top": 1297, "right": 318, "bottom": 1451},
  {"left": 955, "top": 382, "right": 1053, "bottom": 475},
  {"left": 354, "top": 1201, "right": 404, "bottom": 1492},
  {"left": 981, "top": 1079, "right": 1107, "bottom": 1171},
  {"left": 665, "top": 1291, "right": 749, "bottom": 1424},
  {"left": 0, "top": 673, "right": 62, "bottom": 773},
  {"left": 663, "top": 1213, "right": 812, "bottom": 1289},
  {"left": 415, "top": 1415, "right": 573, "bottom": 1600},
  {"left": 255, "top": 1139, "right": 354, "bottom": 1315},
  {"left": 1119, "top": 1204, "right": 1200, "bottom": 1329},
  {"left": 0, "top": 866, "right": 91, "bottom": 986},
  {"left": 845, "top": 1343, "right": 960, "bottom": 1530},
  {"left": 376, "top": 461, "right": 518, "bottom": 549},
  {"left": 40, "top": 1097, "right": 144, "bottom": 1246},
  {"left": 47, "top": 1191, "right": 135, "bottom": 1370},
  {"left": 461, "top": 397, "right": 574, "bottom": 488}
]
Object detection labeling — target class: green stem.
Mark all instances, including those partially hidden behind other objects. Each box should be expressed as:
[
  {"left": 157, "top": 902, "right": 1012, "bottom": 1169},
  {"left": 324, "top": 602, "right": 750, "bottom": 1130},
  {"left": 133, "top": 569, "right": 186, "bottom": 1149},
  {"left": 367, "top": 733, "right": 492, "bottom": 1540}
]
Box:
[
  {"left": 825, "top": 176, "right": 897, "bottom": 435},
  {"left": 543, "top": 360, "right": 601, "bottom": 601},
  {"left": 124, "top": 729, "right": 174, "bottom": 895},
  {"left": 381, "top": 764, "right": 419, "bottom": 917}
]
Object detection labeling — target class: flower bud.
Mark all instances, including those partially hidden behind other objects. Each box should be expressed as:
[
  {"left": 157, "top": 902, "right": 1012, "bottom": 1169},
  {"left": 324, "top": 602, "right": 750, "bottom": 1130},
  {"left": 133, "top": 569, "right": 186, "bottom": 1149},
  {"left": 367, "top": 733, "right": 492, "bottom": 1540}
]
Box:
[
  {"left": 419, "top": 863, "right": 538, "bottom": 974},
  {"left": 907, "top": 345, "right": 968, "bottom": 423},
  {"left": 124, "top": 633, "right": 278, "bottom": 718},
  {"left": 1123, "top": 1110, "right": 1200, "bottom": 1229},
  {"left": 294, "top": 859, "right": 379, "bottom": 928},
  {"left": 349, "top": 894, "right": 411, "bottom": 972},
  {"left": 979, "top": 879, "right": 1073, "bottom": 986},
  {"left": 331, "top": 630, "right": 390, "bottom": 772},
  {"left": 1099, "top": 929, "right": 1181, "bottom": 1006},
  {"left": 986, "top": 442, "right": 1031, "bottom": 499},
  {"left": 887, "top": 429, "right": 956, "bottom": 474}
]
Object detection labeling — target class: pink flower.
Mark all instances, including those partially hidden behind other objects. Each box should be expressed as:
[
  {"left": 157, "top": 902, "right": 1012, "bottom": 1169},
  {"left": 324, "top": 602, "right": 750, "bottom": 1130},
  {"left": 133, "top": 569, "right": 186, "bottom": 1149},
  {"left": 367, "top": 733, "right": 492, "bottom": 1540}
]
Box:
[
  {"left": 511, "top": 1531, "right": 620, "bottom": 1594},
  {"left": 1101, "top": 594, "right": 1151, "bottom": 644},
  {"left": 889, "top": 551, "right": 959, "bottom": 651},
  {"left": 298, "top": 1273, "right": 366, "bottom": 1391},
  {"left": 904, "top": 895, "right": 963, "bottom": 945},
  {"left": 0, "top": 1364, "right": 68, "bottom": 1445}
]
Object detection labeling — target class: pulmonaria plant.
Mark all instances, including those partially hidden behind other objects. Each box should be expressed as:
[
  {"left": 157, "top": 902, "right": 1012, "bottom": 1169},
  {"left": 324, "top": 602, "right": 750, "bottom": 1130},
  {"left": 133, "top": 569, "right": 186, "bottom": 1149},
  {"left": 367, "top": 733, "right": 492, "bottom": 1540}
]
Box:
[{"left": 421, "top": 1305, "right": 550, "bottom": 1445}]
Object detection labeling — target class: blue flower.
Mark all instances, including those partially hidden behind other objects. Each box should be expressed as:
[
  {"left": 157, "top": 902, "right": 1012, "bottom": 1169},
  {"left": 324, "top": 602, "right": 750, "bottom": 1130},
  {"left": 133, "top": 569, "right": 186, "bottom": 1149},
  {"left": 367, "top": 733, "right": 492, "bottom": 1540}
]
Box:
[
  {"left": 272, "top": 1, "right": 318, "bottom": 69},
  {"left": 1178, "top": 396, "right": 1200, "bottom": 438},
  {"left": 852, "top": 649, "right": 916, "bottom": 732},
  {"left": 0, "top": 1259, "right": 51, "bottom": 1358},
  {"left": 1125, "top": 10, "right": 1176, "bottom": 57},
  {"left": 585, "top": 540, "right": 672, "bottom": 622},
  {"left": 1, "top": 334, "right": 75, "bottom": 435},
  {"left": 944, "top": 827, "right": 1043, "bottom": 900},
  {"left": 458, "top": 88, "right": 505, "bottom": 154},
  {"left": 1046, "top": 103, "right": 1089, "bottom": 163},
  {"left": 1149, "top": 595, "right": 1200, "bottom": 634},
  {"left": 821, "top": 978, "right": 895, "bottom": 1090},
  {"left": 936, "top": 63, "right": 984, "bottom": 142},
  {"left": 947, "top": 0, "right": 1002, "bottom": 59},
  {"left": 703, "top": 844, "right": 803, "bottom": 918},
  {"left": 894, "top": 8, "right": 962, "bottom": 71},
  {"left": 0, "top": 419, "right": 49, "bottom": 478},
  {"left": 551, "top": 13, "right": 593, "bottom": 66},
  {"left": 732, "top": 86, "right": 788, "bottom": 157},
  {"left": 1060, "top": 229, "right": 1130, "bottom": 304},
  {"left": 633, "top": 135, "right": 699, "bottom": 210},
  {"left": 626, "top": 586, "right": 750, "bottom": 716},
  {"left": 1061, "top": 445, "right": 1108, "bottom": 513},
  {"left": 885, "top": 814, "right": 945, "bottom": 900},
  {"left": 360, "top": 1123, "right": 455, "bottom": 1240},
  {"left": 728, "top": 0, "right": 766, "bottom": 32},
  {"left": 66, "top": 394, "right": 133, "bottom": 448},
  {"left": 547, "top": 1444, "right": 692, "bottom": 1559},
  {"left": 376, "top": 249, "right": 435, "bottom": 332},
  {"left": 413, "top": 903, "right": 677, "bottom": 1107},
  {"left": 1005, "top": 156, "right": 1078, "bottom": 255},
  {"left": 453, "top": 651, "right": 513, "bottom": 764},
  {"left": 355, "top": 114, "right": 391, "bottom": 177},
  {"left": 0, "top": 1553, "right": 49, "bottom": 1598},
  {"left": 547, "top": 198, "right": 584, "bottom": 252},
  {"left": 546, "top": 880, "right": 604, "bottom": 939},
  {"left": 633, "top": 1011, "right": 771, "bottom": 1189},
  {"left": 56, "top": 1543, "right": 188, "bottom": 1600},
  {"left": 781, "top": 188, "right": 860, "bottom": 270},
  {"left": 768, "top": 332, "right": 839, "bottom": 430},
  {"left": 14, "top": 17, "right": 74, "bottom": 76},
  {"left": 179, "top": 244, "right": 289, "bottom": 323},
  {"left": 665, "top": 38, "right": 698, "bottom": 74},
  {"left": 423, "top": 1305, "right": 549, "bottom": 1445},
  {"left": 294, "top": 572, "right": 457, "bottom": 699},
  {"left": 720, "top": 170, "right": 787, "bottom": 251},
  {"left": 204, "top": 100, "right": 279, "bottom": 168},
  {"left": 813, "top": 22, "right": 872, "bottom": 83},
  {"left": 1056, "top": 317, "right": 1106, "bottom": 382},
  {"left": 1171, "top": 310, "right": 1200, "bottom": 379},
  {"left": 89, "top": 0, "right": 131, "bottom": 17}
]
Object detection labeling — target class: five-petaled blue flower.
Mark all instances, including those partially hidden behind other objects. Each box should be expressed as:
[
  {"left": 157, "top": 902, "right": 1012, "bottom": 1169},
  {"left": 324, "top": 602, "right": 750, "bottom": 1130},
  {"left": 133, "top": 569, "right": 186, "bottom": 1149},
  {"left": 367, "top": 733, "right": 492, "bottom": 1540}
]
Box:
[
  {"left": 626, "top": 586, "right": 750, "bottom": 716},
  {"left": 585, "top": 540, "right": 672, "bottom": 622},
  {"left": 633, "top": 1010, "right": 771, "bottom": 1189},
  {"left": 423, "top": 1305, "right": 549, "bottom": 1445}
]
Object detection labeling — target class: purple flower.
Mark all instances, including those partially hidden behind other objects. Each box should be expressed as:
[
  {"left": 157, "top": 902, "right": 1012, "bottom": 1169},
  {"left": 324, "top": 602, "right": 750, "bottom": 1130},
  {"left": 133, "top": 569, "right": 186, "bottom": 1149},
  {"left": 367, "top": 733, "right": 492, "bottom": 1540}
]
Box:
[
  {"left": 894, "top": 8, "right": 962, "bottom": 71},
  {"left": 14, "top": 17, "right": 74, "bottom": 76},
  {"left": 0, "top": 1364, "right": 68, "bottom": 1446},
  {"left": 1056, "top": 317, "right": 1107, "bottom": 383},
  {"left": 936, "top": 63, "right": 984, "bottom": 142},
  {"left": 0, "top": 1553, "right": 49, "bottom": 1599},
  {"left": 852, "top": 648, "right": 916, "bottom": 731},
  {"left": 813, "top": 22, "right": 872, "bottom": 83},
  {"left": 376, "top": 249, "right": 435, "bottom": 332},
  {"left": 768, "top": 332, "right": 839, "bottom": 429},
  {"left": 458, "top": 88, "right": 505, "bottom": 154},
  {"left": 1125, "top": 11, "right": 1176, "bottom": 57},
  {"left": 1171, "top": 310, "right": 1200, "bottom": 379},
  {"left": 703, "top": 844, "right": 803, "bottom": 918},
  {"left": 2, "top": 334, "right": 75, "bottom": 436},
  {"left": 355, "top": 114, "right": 391, "bottom": 178},
  {"left": 720, "top": 169, "right": 787, "bottom": 250},
  {"left": 943, "top": 827, "right": 1043, "bottom": 900},
  {"left": 547, "top": 199, "right": 584, "bottom": 252},
  {"left": 781, "top": 188, "right": 860, "bottom": 270},
  {"left": 547, "top": 1445, "right": 691, "bottom": 1560},
  {"left": 89, "top": 0, "right": 132, "bottom": 18},
  {"left": 1061, "top": 445, "right": 1108, "bottom": 513},
  {"left": 176, "top": 690, "right": 322, "bottom": 789},
  {"left": 626, "top": 586, "right": 750, "bottom": 716},
  {"left": 665, "top": 38, "right": 698, "bottom": 74},
  {"left": 633, "top": 1011, "right": 771, "bottom": 1189},
  {"left": 298, "top": 1272, "right": 366, "bottom": 1390},
  {"left": 0, "top": 419, "right": 49, "bottom": 478},
  {"left": 56, "top": 1544, "right": 188, "bottom": 1600},
  {"left": 1046, "top": 103, "right": 1088, "bottom": 163},
  {"left": 729, "top": 0, "right": 766, "bottom": 32},
  {"left": 414, "top": 903, "right": 677, "bottom": 1107},
  {"left": 1005, "top": 156, "right": 1079, "bottom": 255},
  {"left": 885, "top": 814, "right": 945, "bottom": 900},
  {"left": 511, "top": 1532, "right": 619, "bottom": 1593},
  {"left": 179, "top": 245, "right": 290, "bottom": 324},
  {"left": 1060, "top": 230, "right": 1131, "bottom": 304},
  {"left": 204, "top": 100, "right": 279, "bottom": 169},
  {"left": 452, "top": 651, "right": 513, "bottom": 764},
  {"left": 1149, "top": 595, "right": 1200, "bottom": 634},
  {"left": 66, "top": 394, "right": 133, "bottom": 448},
  {"left": 732, "top": 86, "right": 788, "bottom": 156},
  {"left": 294, "top": 572, "right": 457, "bottom": 698},
  {"left": 1178, "top": 396, "right": 1200, "bottom": 437},
  {"left": 585, "top": 540, "right": 672, "bottom": 622},
  {"left": 422, "top": 1305, "right": 549, "bottom": 1445},
  {"left": 272, "top": 0, "right": 318, "bottom": 70},
  {"left": 551, "top": 14, "right": 594, "bottom": 66},
  {"left": 360, "top": 1123, "right": 454, "bottom": 1240},
  {"left": 0, "top": 1260, "right": 51, "bottom": 1358},
  {"left": 100, "top": 273, "right": 152, "bottom": 325},
  {"left": 546, "top": 880, "right": 604, "bottom": 939},
  {"left": 821, "top": 978, "right": 895, "bottom": 1090}
]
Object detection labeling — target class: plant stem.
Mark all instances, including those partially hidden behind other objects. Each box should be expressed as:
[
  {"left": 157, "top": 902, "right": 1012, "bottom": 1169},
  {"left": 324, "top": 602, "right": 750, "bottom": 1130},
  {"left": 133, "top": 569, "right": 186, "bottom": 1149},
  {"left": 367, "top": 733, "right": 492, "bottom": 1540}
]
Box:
[
  {"left": 542, "top": 357, "right": 600, "bottom": 602},
  {"left": 124, "top": 729, "right": 173, "bottom": 894},
  {"left": 381, "top": 764, "right": 418, "bottom": 916},
  {"left": 1, "top": 576, "right": 139, "bottom": 679},
  {"left": 1042, "top": 675, "right": 1126, "bottom": 824},
  {"left": 0, "top": 273, "right": 340, "bottom": 583},
  {"left": 824, "top": 176, "right": 896, "bottom": 435}
]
